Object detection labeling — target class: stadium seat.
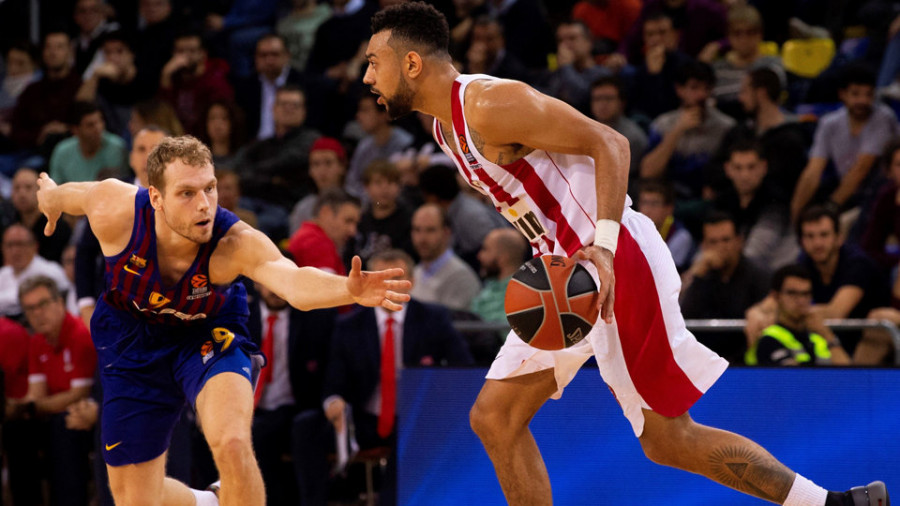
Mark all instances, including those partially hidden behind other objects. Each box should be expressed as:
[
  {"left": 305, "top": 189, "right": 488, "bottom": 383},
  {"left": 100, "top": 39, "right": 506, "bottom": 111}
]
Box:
[
  {"left": 759, "top": 41, "right": 779, "bottom": 57},
  {"left": 781, "top": 38, "right": 836, "bottom": 78}
]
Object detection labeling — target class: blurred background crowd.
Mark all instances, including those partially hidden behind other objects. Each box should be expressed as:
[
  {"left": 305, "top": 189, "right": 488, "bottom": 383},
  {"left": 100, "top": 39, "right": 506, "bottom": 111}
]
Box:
[{"left": 1, "top": 0, "right": 900, "bottom": 504}]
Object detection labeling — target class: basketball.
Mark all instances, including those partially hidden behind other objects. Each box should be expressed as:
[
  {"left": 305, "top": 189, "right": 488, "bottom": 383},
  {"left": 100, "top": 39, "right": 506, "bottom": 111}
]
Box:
[{"left": 504, "top": 255, "right": 600, "bottom": 350}]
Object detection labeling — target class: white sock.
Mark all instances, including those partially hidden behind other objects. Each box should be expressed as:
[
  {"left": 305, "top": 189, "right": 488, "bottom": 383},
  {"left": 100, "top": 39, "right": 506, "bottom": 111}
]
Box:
[
  {"left": 783, "top": 474, "right": 829, "bottom": 506},
  {"left": 191, "top": 489, "right": 218, "bottom": 506}
]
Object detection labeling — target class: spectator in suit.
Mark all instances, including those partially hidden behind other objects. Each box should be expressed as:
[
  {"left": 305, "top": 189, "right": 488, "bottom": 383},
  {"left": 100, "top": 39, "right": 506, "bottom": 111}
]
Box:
[
  {"left": 10, "top": 168, "right": 72, "bottom": 264},
  {"left": 293, "top": 249, "right": 473, "bottom": 506},
  {"left": 410, "top": 204, "right": 481, "bottom": 311},
  {"left": 0, "top": 224, "right": 70, "bottom": 318},
  {"left": 288, "top": 189, "right": 361, "bottom": 275},
  {"left": 49, "top": 101, "right": 127, "bottom": 184},
  {"left": 72, "top": 0, "right": 120, "bottom": 78}
]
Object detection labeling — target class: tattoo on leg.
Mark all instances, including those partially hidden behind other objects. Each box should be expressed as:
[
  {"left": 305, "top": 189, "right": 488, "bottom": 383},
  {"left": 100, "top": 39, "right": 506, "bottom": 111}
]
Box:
[{"left": 708, "top": 446, "right": 789, "bottom": 502}]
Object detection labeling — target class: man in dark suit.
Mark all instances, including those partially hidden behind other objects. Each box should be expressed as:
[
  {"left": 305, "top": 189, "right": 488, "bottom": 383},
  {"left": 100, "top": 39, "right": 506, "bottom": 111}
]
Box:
[{"left": 293, "top": 249, "right": 473, "bottom": 506}]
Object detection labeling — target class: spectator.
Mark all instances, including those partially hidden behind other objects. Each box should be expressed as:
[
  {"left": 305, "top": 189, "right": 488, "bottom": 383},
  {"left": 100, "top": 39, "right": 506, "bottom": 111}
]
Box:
[
  {"left": 410, "top": 204, "right": 481, "bottom": 311},
  {"left": 72, "top": 0, "right": 120, "bottom": 77},
  {"left": 294, "top": 249, "right": 472, "bottom": 506},
  {"left": 305, "top": 0, "right": 376, "bottom": 77},
  {"left": 132, "top": 0, "right": 177, "bottom": 99},
  {"left": 10, "top": 168, "right": 72, "bottom": 263},
  {"left": 418, "top": 164, "right": 506, "bottom": 269},
  {"left": 854, "top": 272, "right": 900, "bottom": 366},
  {"left": 4, "top": 276, "right": 96, "bottom": 506},
  {"left": 636, "top": 179, "right": 694, "bottom": 272},
  {"left": 470, "top": 227, "right": 528, "bottom": 325},
  {"left": 791, "top": 64, "right": 900, "bottom": 220},
  {"left": 76, "top": 30, "right": 149, "bottom": 136},
  {"left": 0, "top": 224, "right": 70, "bottom": 317},
  {"left": 745, "top": 264, "right": 850, "bottom": 366},
  {"left": 589, "top": 76, "right": 648, "bottom": 179},
  {"left": 571, "top": 0, "right": 641, "bottom": 52},
  {"left": 62, "top": 244, "right": 78, "bottom": 315},
  {"left": 215, "top": 169, "right": 258, "bottom": 228},
  {"left": 464, "top": 16, "right": 529, "bottom": 83},
  {"left": 200, "top": 100, "right": 247, "bottom": 168},
  {"left": 0, "top": 42, "right": 40, "bottom": 134},
  {"left": 700, "top": 4, "right": 783, "bottom": 117},
  {"left": 348, "top": 160, "right": 415, "bottom": 264},
  {"left": 345, "top": 94, "right": 413, "bottom": 199},
  {"left": 203, "top": 0, "right": 280, "bottom": 80},
  {"left": 233, "top": 84, "right": 321, "bottom": 210},
  {"left": 128, "top": 99, "right": 184, "bottom": 139},
  {"left": 289, "top": 136, "right": 347, "bottom": 233},
  {"left": 860, "top": 139, "right": 900, "bottom": 271},
  {"left": 680, "top": 212, "right": 770, "bottom": 363},
  {"left": 276, "top": 0, "right": 332, "bottom": 71},
  {"left": 234, "top": 34, "right": 326, "bottom": 140},
  {"left": 714, "top": 140, "right": 797, "bottom": 269},
  {"left": 0, "top": 315, "right": 29, "bottom": 403},
  {"left": 486, "top": 0, "right": 554, "bottom": 71},
  {"left": 287, "top": 189, "right": 361, "bottom": 274},
  {"left": 621, "top": 0, "right": 727, "bottom": 61},
  {"left": 641, "top": 60, "right": 735, "bottom": 201},
  {"left": 49, "top": 101, "right": 127, "bottom": 184},
  {"left": 544, "top": 20, "right": 610, "bottom": 114},
  {"left": 158, "top": 31, "right": 234, "bottom": 136},
  {"left": 10, "top": 31, "right": 82, "bottom": 151}
]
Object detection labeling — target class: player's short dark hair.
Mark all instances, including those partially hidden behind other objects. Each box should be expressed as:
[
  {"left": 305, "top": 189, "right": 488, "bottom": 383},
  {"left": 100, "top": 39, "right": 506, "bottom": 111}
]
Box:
[
  {"left": 748, "top": 67, "right": 781, "bottom": 102},
  {"left": 313, "top": 188, "right": 361, "bottom": 217},
  {"left": 637, "top": 179, "right": 675, "bottom": 206},
  {"left": 147, "top": 135, "right": 212, "bottom": 193},
  {"left": 18, "top": 275, "right": 62, "bottom": 304},
  {"left": 676, "top": 60, "right": 715, "bottom": 88},
  {"left": 771, "top": 264, "right": 812, "bottom": 292},
  {"left": 67, "top": 101, "right": 102, "bottom": 126},
  {"left": 591, "top": 75, "right": 625, "bottom": 102},
  {"left": 797, "top": 204, "right": 839, "bottom": 236},
  {"left": 726, "top": 138, "right": 764, "bottom": 161},
  {"left": 368, "top": 248, "right": 415, "bottom": 272},
  {"left": 838, "top": 62, "right": 876, "bottom": 90},
  {"left": 419, "top": 165, "right": 460, "bottom": 202},
  {"left": 371, "top": 1, "right": 451, "bottom": 57}
]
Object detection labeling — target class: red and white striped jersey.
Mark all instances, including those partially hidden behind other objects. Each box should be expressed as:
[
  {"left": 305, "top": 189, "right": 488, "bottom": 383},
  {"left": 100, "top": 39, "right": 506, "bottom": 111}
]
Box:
[{"left": 433, "top": 74, "right": 631, "bottom": 257}]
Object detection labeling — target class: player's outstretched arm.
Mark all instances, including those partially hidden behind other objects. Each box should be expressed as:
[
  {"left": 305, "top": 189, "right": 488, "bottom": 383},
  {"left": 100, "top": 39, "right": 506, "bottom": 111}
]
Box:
[{"left": 224, "top": 224, "right": 411, "bottom": 311}]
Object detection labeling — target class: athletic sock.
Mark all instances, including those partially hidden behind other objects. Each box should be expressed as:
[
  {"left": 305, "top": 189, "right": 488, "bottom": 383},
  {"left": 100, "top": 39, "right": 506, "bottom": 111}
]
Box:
[
  {"left": 783, "top": 474, "right": 829, "bottom": 505},
  {"left": 191, "top": 489, "right": 219, "bottom": 506}
]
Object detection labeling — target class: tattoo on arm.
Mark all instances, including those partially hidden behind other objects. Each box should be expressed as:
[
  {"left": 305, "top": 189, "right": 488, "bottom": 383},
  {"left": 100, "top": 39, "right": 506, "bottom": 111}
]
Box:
[{"left": 708, "top": 446, "right": 793, "bottom": 502}]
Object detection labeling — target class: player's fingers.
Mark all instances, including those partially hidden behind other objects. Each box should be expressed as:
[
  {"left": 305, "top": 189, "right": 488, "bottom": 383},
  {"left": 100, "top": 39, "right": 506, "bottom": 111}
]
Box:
[
  {"left": 384, "top": 279, "right": 411, "bottom": 290},
  {"left": 383, "top": 290, "right": 411, "bottom": 303},
  {"left": 44, "top": 219, "right": 56, "bottom": 237},
  {"left": 602, "top": 279, "right": 615, "bottom": 323},
  {"left": 370, "top": 267, "right": 405, "bottom": 280},
  {"left": 350, "top": 255, "right": 362, "bottom": 276}
]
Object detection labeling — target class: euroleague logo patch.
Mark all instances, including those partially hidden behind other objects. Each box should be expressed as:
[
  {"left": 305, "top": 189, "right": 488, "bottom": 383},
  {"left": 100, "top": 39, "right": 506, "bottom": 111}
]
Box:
[
  {"left": 201, "top": 340, "right": 214, "bottom": 364},
  {"left": 191, "top": 274, "right": 208, "bottom": 288},
  {"left": 188, "top": 274, "right": 211, "bottom": 300}
]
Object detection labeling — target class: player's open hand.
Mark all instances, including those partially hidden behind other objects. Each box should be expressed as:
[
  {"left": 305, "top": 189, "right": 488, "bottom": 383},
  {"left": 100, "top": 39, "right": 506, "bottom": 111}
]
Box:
[
  {"left": 36, "top": 172, "right": 61, "bottom": 236},
  {"left": 346, "top": 256, "right": 411, "bottom": 310},
  {"left": 575, "top": 245, "right": 615, "bottom": 324}
]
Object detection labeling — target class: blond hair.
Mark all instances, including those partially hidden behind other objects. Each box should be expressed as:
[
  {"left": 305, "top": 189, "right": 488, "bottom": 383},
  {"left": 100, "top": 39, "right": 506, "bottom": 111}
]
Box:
[{"left": 147, "top": 135, "right": 213, "bottom": 192}]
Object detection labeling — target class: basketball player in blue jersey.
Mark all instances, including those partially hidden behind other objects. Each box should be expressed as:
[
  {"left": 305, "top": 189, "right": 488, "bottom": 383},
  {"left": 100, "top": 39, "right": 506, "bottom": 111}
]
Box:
[
  {"left": 36, "top": 135, "right": 411, "bottom": 506},
  {"left": 360, "top": 3, "right": 889, "bottom": 506}
]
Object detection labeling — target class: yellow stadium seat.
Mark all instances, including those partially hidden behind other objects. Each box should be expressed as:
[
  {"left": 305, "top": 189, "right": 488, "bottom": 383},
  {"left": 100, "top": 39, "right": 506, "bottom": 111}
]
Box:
[
  {"left": 781, "top": 38, "right": 836, "bottom": 78},
  {"left": 759, "top": 41, "right": 779, "bottom": 57}
]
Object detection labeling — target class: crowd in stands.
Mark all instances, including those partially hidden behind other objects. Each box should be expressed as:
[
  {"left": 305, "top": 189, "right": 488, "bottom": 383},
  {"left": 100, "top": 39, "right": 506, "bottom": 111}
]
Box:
[{"left": 2, "top": 0, "right": 900, "bottom": 504}]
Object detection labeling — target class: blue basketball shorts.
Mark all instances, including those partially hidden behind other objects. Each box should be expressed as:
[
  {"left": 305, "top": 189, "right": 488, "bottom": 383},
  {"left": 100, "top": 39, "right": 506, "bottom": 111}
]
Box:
[{"left": 91, "top": 285, "right": 260, "bottom": 467}]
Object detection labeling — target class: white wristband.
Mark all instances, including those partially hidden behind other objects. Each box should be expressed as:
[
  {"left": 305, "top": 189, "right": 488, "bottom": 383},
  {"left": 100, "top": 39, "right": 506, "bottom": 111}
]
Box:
[{"left": 593, "top": 219, "right": 620, "bottom": 255}]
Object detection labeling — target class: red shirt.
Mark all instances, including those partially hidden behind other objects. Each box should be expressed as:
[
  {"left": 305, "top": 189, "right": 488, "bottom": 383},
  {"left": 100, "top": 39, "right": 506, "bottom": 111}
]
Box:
[
  {"left": 287, "top": 222, "right": 346, "bottom": 275},
  {"left": 0, "top": 317, "right": 30, "bottom": 398},
  {"left": 28, "top": 313, "right": 96, "bottom": 395},
  {"left": 572, "top": 0, "right": 641, "bottom": 44}
]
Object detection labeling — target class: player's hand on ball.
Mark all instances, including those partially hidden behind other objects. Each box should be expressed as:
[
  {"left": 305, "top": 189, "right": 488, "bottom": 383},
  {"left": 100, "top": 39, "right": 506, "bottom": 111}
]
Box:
[
  {"left": 346, "top": 256, "right": 411, "bottom": 310},
  {"left": 576, "top": 245, "right": 615, "bottom": 324}
]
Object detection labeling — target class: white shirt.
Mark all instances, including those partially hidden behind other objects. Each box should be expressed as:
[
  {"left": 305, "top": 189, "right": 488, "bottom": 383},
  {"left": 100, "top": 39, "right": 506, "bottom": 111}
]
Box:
[
  {"left": 257, "top": 66, "right": 290, "bottom": 140},
  {"left": 258, "top": 303, "right": 295, "bottom": 410},
  {"left": 0, "top": 256, "right": 71, "bottom": 316}
]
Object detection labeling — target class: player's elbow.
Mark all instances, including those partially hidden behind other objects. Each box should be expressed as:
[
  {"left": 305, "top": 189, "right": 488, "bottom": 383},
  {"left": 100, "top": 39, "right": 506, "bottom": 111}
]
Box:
[{"left": 601, "top": 129, "right": 631, "bottom": 177}]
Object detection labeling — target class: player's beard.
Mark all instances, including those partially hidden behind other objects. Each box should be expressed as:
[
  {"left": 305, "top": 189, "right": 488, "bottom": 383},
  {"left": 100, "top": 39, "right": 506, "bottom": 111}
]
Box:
[{"left": 384, "top": 78, "right": 415, "bottom": 120}]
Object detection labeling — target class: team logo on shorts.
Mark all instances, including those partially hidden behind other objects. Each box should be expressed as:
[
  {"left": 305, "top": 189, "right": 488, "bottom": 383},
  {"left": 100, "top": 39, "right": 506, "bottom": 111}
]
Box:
[
  {"left": 149, "top": 291, "right": 171, "bottom": 309},
  {"left": 201, "top": 340, "right": 215, "bottom": 364}
]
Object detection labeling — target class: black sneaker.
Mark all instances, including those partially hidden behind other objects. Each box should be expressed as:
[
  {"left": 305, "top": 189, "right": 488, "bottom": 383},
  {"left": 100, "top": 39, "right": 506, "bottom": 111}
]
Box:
[{"left": 849, "top": 481, "right": 890, "bottom": 506}]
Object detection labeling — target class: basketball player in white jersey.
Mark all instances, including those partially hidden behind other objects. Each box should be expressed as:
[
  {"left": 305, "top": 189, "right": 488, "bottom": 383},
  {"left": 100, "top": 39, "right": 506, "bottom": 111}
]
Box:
[{"left": 362, "top": 3, "right": 888, "bottom": 506}]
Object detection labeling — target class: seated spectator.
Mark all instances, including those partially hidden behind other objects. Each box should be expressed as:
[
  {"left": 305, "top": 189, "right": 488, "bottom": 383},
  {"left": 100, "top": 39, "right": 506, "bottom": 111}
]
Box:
[
  {"left": 681, "top": 212, "right": 770, "bottom": 363},
  {"left": 293, "top": 249, "right": 472, "bottom": 506},
  {"left": 544, "top": 20, "right": 610, "bottom": 114},
  {"left": 860, "top": 139, "right": 900, "bottom": 272},
  {"left": 61, "top": 244, "right": 78, "bottom": 315},
  {"left": 714, "top": 140, "right": 797, "bottom": 268},
  {"left": 0, "top": 42, "right": 40, "bottom": 135},
  {"left": 571, "top": 0, "right": 641, "bottom": 53},
  {"left": 215, "top": 169, "right": 257, "bottom": 228},
  {"left": 128, "top": 99, "right": 184, "bottom": 139},
  {"left": 276, "top": 0, "right": 332, "bottom": 72},
  {"left": 621, "top": 0, "right": 726, "bottom": 61},
  {"left": 132, "top": 0, "right": 177, "bottom": 100},
  {"left": 487, "top": 0, "right": 554, "bottom": 71},
  {"left": 854, "top": 270, "right": 900, "bottom": 366},
  {"left": 410, "top": 204, "right": 481, "bottom": 311},
  {"left": 0, "top": 224, "right": 70, "bottom": 317},
  {"left": 289, "top": 137, "right": 347, "bottom": 233},
  {"left": 636, "top": 179, "right": 694, "bottom": 272},
  {"left": 287, "top": 189, "right": 361, "bottom": 274},
  {"left": 345, "top": 94, "right": 413, "bottom": 199},
  {"left": 11, "top": 168, "right": 71, "bottom": 263},
  {"left": 49, "top": 101, "right": 127, "bottom": 184},
  {"left": 470, "top": 228, "right": 528, "bottom": 325},
  {"left": 0, "top": 315, "right": 29, "bottom": 403},
  {"left": 791, "top": 64, "right": 900, "bottom": 221},
  {"left": 10, "top": 31, "right": 82, "bottom": 151},
  {"left": 464, "top": 16, "right": 529, "bottom": 83},
  {"left": 234, "top": 84, "right": 321, "bottom": 210},
  {"left": 700, "top": 4, "right": 783, "bottom": 118},
  {"left": 418, "top": 164, "right": 506, "bottom": 270},
  {"left": 72, "top": 0, "right": 119, "bottom": 77},
  {"left": 158, "top": 31, "right": 234, "bottom": 136},
  {"left": 4, "top": 276, "right": 95, "bottom": 506},
  {"left": 202, "top": 0, "right": 280, "bottom": 80},
  {"left": 76, "top": 30, "right": 150, "bottom": 136},
  {"left": 200, "top": 100, "right": 247, "bottom": 168},
  {"left": 745, "top": 264, "right": 850, "bottom": 366},
  {"left": 347, "top": 160, "right": 415, "bottom": 264},
  {"left": 589, "top": 76, "right": 648, "bottom": 180},
  {"left": 641, "top": 60, "right": 736, "bottom": 202}
]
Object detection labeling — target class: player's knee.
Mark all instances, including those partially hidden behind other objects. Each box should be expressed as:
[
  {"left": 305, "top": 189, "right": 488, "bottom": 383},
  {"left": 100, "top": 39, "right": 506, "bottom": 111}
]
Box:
[
  {"left": 470, "top": 401, "right": 512, "bottom": 442},
  {"left": 639, "top": 414, "right": 694, "bottom": 466},
  {"left": 208, "top": 431, "right": 254, "bottom": 465},
  {"left": 109, "top": 484, "right": 162, "bottom": 506}
]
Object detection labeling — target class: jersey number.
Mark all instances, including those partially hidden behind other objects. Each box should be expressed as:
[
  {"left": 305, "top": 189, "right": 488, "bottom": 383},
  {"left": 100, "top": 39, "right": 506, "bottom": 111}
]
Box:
[
  {"left": 512, "top": 211, "right": 546, "bottom": 241},
  {"left": 212, "top": 328, "right": 234, "bottom": 352}
]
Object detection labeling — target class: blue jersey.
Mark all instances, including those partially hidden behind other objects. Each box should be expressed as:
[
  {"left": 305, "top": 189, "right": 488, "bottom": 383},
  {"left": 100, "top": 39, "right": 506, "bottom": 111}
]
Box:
[{"left": 102, "top": 188, "right": 241, "bottom": 326}]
